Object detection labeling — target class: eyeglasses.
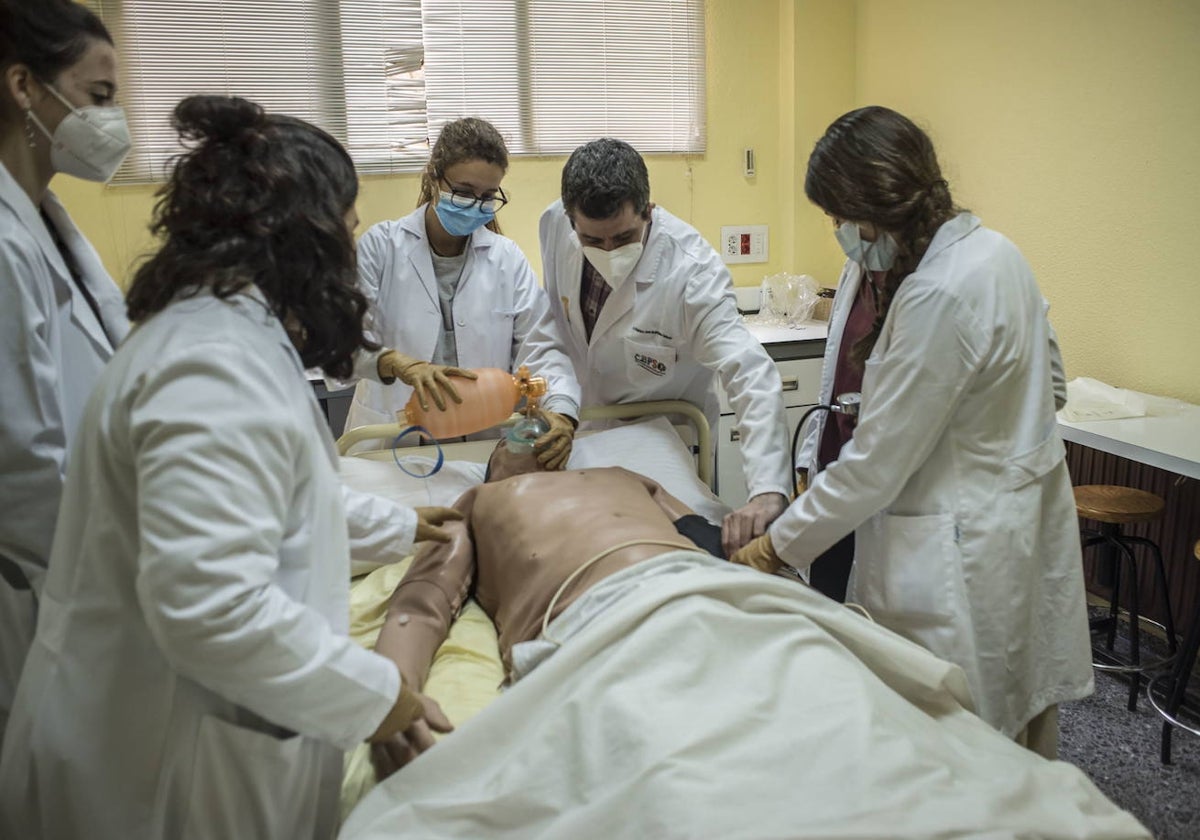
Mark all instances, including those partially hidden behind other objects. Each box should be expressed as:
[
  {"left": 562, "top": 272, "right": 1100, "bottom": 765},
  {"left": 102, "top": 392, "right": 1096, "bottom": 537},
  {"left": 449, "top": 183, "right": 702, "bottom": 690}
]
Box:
[{"left": 439, "top": 181, "right": 509, "bottom": 214}]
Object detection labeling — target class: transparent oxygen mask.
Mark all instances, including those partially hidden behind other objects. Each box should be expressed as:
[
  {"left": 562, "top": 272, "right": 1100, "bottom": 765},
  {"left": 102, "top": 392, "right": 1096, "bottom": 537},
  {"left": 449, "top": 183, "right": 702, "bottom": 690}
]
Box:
[{"left": 505, "top": 415, "right": 550, "bottom": 455}]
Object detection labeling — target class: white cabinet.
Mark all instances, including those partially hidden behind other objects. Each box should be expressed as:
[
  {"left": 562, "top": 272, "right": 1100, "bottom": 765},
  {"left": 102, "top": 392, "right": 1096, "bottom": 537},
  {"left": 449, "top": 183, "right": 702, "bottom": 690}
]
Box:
[{"left": 716, "top": 356, "right": 823, "bottom": 509}]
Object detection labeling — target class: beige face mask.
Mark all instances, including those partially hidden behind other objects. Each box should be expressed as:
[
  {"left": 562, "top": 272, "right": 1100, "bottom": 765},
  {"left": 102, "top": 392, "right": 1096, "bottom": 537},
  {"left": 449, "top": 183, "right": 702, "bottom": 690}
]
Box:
[
  {"left": 28, "top": 83, "right": 132, "bottom": 183},
  {"left": 582, "top": 241, "right": 644, "bottom": 288}
]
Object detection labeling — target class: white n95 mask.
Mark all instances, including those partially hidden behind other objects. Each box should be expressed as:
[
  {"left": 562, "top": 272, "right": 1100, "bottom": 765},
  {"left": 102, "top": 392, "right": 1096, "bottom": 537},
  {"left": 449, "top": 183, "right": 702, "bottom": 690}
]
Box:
[
  {"left": 582, "top": 242, "right": 643, "bottom": 288},
  {"left": 835, "top": 222, "right": 899, "bottom": 272},
  {"left": 28, "top": 83, "right": 132, "bottom": 183}
]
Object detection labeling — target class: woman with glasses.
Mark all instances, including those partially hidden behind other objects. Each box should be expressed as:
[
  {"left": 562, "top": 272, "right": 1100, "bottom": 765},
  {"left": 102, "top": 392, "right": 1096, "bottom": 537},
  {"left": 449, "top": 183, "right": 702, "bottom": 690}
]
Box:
[{"left": 349, "top": 117, "right": 580, "bottom": 469}]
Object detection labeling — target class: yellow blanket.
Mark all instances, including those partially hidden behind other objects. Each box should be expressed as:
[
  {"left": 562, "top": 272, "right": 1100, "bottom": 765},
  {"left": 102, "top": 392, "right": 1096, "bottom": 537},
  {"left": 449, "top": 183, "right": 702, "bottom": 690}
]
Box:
[{"left": 341, "top": 558, "right": 504, "bottom": 820}]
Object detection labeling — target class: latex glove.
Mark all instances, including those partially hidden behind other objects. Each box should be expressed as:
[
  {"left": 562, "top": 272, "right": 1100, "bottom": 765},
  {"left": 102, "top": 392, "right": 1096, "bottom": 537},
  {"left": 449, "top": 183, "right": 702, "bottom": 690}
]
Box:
[
  {"left": 533, "top": 409, "right": 577, "bottom": 471},
  {"left": 730, "top": 532, "right": 784, "bottom": 575},
  {"left": 377, "top": 350, "right": 477, "bottom": 412},
  {"left": 414, "top": 506, "right": 463, "bottom": 543},
  {"left": 722, "top": 492, "right": 787, "bottom": 557},
  {"left": 368, "top": 686, "right": 453, "bottom": 779}
]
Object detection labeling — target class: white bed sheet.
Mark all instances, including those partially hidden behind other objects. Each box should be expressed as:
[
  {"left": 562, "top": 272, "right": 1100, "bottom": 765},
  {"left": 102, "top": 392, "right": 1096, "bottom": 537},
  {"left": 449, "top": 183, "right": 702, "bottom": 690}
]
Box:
[{"left": 340, "top": 551, "right": 1148, "bottom": 840}]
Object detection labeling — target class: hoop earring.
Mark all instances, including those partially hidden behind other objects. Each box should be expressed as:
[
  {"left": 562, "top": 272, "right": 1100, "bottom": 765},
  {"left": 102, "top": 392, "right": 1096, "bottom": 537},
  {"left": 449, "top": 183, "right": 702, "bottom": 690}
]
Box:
[{"left": 24, "top": 109, "right": 38, "bottom": 148}]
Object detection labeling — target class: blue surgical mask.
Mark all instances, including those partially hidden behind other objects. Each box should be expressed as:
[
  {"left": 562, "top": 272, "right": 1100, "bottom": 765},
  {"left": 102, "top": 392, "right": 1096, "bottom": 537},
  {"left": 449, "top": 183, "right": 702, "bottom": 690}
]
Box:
[
  {"left": 835, "top": 222, "right": 899, "bottom": 272},
  {"left": 434, "top": 192, "right": 495, "bottom": 237}
]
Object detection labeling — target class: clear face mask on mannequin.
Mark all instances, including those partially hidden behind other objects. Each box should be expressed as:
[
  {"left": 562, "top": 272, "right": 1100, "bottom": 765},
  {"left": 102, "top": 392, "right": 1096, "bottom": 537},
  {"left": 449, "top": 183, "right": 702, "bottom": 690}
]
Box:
[
  {"left": 581, "top": 241, "right": 644, "bottom": 288},
  {"left": 27, "top": 82, "right": 131, "bottom": 183},
  {"left": 835, "top": 222, "right": 899, "bottom": 272}
]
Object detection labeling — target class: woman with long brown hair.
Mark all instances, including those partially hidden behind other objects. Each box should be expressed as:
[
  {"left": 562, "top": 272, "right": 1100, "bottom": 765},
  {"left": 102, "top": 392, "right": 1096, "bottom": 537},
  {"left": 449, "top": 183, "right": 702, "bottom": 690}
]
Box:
[{"left": 732, "top": 106, "right": 1092, "bottom": 757}]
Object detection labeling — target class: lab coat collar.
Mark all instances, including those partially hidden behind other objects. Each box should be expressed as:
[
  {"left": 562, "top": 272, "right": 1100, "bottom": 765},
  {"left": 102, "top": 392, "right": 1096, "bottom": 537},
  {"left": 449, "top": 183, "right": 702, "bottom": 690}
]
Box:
[
  {"left": 919, "top": 212, "right": 981, "bottom": 267},
  {"left": 223, "top": 285, "right": 340, "bottom": 462},
  {"left": 0, "top": 163, "right": 122, "bottom": 354},
  {"left": 399, "top": 203, "right": 493, "bottom": 308}
]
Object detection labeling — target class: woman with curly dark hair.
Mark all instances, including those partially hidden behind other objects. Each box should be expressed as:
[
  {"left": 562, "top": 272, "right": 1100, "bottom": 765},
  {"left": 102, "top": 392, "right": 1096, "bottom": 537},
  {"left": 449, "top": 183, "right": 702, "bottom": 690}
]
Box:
[
  {"left": 731, "top": 106, "right": 1091, "bottom": 758},
  {"left": 0, "top": 95, "right": 456, "bottom": 839}
]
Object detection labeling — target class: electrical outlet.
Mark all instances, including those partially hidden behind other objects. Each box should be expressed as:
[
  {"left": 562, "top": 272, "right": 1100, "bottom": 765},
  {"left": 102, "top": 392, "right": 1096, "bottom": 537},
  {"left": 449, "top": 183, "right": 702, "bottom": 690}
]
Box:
[{"left": 720, "top": 225, "right": 768, "bottom": 264}]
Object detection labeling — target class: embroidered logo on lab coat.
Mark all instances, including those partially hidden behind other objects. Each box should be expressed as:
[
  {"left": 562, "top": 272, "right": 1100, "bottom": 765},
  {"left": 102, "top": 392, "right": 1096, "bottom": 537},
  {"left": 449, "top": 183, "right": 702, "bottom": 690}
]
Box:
[{"left": 634, "top": 352, "right": 668, "bottom": 376}]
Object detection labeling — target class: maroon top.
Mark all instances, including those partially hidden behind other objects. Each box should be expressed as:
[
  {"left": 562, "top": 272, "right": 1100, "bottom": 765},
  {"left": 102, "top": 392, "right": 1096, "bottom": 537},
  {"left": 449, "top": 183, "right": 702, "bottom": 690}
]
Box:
[{"left": 818, "top": 272, "right": 881, "bottom": 469}]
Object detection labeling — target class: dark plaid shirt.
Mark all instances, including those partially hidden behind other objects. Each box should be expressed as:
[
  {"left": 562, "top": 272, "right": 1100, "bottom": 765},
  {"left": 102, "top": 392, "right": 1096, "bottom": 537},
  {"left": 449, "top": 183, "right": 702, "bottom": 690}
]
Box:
[{"left": 580, "top": 256, "right": 613, "bottom": 341}]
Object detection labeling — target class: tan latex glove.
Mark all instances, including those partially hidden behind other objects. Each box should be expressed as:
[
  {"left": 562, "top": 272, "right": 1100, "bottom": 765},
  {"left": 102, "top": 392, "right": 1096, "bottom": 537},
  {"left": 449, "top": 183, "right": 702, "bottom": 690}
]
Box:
[
  {"left": 377, "top": 350, "right": 477, "bottom": 412},
  {"left": 368, "top": 685, "right": 453, "bottom": 779},
  {"left": 722, "top": 492, "right": 787, "bottom": 557},
  {"left": 533, "top": 408, "right": 576, "bottom": 471},
  {"left": 414, "top": 506, "right": 463, "bottom": 543},
  {"left": 730, "top": 532, "right": 785, "bottom": 575}
]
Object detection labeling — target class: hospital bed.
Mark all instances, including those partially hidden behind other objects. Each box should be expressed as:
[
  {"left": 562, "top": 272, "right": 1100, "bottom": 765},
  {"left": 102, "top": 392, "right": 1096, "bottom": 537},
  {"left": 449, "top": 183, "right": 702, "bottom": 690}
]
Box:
[{"left": 333, "top": 403, "right": 1149, "bottom": 839}]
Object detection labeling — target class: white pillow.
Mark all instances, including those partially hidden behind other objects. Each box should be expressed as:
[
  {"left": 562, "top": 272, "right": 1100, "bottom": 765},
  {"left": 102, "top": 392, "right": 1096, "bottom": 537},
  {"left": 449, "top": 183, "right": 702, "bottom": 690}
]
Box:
[
  {"left": 339, "top": 456, "right": 486, "bottom": 509},
  {"left": 567, "top": 416, "right": 730, "bottom": 525},
  {"left": 338, "top": 416, "right": 729, "bottom": 525}
]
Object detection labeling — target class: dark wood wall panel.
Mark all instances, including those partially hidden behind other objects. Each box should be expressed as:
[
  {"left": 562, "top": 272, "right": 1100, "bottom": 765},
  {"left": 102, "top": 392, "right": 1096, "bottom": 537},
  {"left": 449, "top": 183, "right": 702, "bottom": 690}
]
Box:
[{"left": 1067, "top": 442, "right": 1200, "bottom": 644}]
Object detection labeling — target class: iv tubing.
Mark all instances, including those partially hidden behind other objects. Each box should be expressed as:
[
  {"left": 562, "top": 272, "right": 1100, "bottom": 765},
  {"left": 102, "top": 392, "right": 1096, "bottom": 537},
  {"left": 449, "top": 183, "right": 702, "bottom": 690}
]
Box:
[{"left": 541, "top": 539, "right": 699, "bottom": 644}]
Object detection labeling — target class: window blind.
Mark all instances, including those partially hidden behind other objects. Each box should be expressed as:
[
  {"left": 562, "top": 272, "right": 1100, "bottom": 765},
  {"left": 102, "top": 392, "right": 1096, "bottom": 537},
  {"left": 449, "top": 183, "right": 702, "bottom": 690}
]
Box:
[
  {"left": 91, "top": 0, "right": 705, "bottom": 184},
  {"left": 422, "top": 0, "right": 706, "bottom": 155},
  {"left": 94, "top": 0, "right": 426, "bottom": 184}
]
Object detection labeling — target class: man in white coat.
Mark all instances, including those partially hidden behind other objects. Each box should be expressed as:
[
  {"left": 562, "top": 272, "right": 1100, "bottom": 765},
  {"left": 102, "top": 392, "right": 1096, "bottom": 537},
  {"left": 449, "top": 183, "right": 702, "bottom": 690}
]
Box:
[{"left": 539, "top": 138, "right": 791, "bottom": 556}]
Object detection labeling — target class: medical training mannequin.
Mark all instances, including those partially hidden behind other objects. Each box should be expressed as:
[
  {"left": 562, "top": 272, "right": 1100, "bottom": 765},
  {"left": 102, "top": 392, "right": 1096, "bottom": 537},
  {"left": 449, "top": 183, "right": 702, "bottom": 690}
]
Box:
[
  {"left": 731, "top": 106, "right": 1092, "bottom": 757},
  {"left": 538, "top": 138, "right": 791, "bottom": 557},
  {"left": 0, "top": 0, "right": 134, "bottom": 747},
  {"left": 370, "top": 443, "right": 725, "bottom": 775},
  {"left": 0, "top": 96, "right": 459, "bottom": 840},
  {"left": 349, "top": 117, "right": 580, "bottom": 469}
]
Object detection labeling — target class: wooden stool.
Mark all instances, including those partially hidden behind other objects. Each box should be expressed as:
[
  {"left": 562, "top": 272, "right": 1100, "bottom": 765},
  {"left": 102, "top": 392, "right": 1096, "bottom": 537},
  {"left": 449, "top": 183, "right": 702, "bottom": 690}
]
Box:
[
  {"left": 1074, "top": 485, "right": 1178, "bottom": 711},
  {"left": 1148, "top": 539, "right": 1200, "bottom": 764}
]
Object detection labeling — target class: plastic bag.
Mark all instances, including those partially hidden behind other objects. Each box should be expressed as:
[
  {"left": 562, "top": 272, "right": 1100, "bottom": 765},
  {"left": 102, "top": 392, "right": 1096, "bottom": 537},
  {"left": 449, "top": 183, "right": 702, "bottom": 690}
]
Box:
[{"left": 757, "top": 273, "right": 819, "bottom": 326}]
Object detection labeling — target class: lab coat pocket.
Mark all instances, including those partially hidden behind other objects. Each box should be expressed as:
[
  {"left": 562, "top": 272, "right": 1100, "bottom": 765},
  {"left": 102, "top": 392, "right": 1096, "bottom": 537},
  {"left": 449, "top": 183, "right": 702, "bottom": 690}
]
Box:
[
  {"left": 183, "top": 714, "right": 321, "bottom": 840},
  {"left": 857, "top": 512, "right": 958, "bottom": 621},
  {"left": 623, "top": 338, "right": 677, "bottom": 386}
]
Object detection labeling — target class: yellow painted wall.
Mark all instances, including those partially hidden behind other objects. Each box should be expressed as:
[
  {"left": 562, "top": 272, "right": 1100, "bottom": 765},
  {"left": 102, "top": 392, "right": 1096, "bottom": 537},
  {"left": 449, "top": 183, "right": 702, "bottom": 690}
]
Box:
[
  {"left": 54, "top": 0, "right": 797, "bottom": 291},
  {"left": 855, "top": 0, "right": 1200, "bottom": 403}
]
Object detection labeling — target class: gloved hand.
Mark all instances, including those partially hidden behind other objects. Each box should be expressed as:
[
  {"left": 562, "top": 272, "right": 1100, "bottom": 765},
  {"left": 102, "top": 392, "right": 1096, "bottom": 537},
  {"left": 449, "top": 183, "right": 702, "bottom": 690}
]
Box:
[
  {"left": 533, "top": 408, "right": 576, "bottom": 471},
  {"left": 368, "top": 685, "right": 453, "bottom": 779},
  {"left": 722, "top": 492, "right": 787, "bottom": 557},
  {"left": 414, "top": 506, "right": 463, "bottom": 543},
  {"left": 730, "top": 532, "right": 785, "bottom": 575},
  {"left": 377, "top": 350, "right": 477, "bottom": 412}
]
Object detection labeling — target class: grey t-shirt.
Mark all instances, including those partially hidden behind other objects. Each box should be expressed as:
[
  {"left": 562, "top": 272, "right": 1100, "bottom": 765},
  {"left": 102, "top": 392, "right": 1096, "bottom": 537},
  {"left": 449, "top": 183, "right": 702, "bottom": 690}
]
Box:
[{"left": 429, "top": 249, "right": 468, "bottom": 367}]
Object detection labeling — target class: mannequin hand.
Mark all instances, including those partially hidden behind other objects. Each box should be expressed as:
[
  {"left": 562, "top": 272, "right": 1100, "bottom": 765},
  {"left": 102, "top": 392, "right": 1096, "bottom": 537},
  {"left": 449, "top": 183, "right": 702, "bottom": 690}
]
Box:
[
  {"left": 533, "top": 409, "right": 577, "bottom": 471},
  {"left": 368, "top": 686, "right": 453, "bottom": 779},
  {"left": 730, "top": 533, "right": 784, "bottom": 575},
  {"left": 368, "top": 683, "right": 453, "bottom": 743},
  {"left": 377, "top": 350, "right": 476, "bottom": 412},
  {"left": 722, "top": 492, "right": 787, "bottom": 557},
  {"left": 414, "top": 506, "right": 463, "bottom": 543}
]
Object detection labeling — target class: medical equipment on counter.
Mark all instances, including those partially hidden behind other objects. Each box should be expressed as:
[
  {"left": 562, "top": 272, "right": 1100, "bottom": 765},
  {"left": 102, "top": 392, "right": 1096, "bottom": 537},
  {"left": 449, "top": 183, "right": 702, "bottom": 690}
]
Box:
[
  {"left": 752, "top": 273, "right": 819, "bottom": 327},
  {"left": 401, "top": 365, "right": 547, "bottom": 439},
  {"left": 789, "top": 392, "right": 861, "bottom": 495}
]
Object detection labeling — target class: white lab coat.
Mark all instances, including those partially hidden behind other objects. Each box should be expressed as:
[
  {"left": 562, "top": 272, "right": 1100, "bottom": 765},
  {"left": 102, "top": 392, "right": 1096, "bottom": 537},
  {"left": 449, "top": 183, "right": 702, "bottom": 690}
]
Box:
[
  {"left": 539, "top": 200, "right": 790, "bottom": 499},
  {"left": 772, "top": 213, "right": 1093, "bottom": 736},
  {"left": 347, "top": 206, "right": 580, "bottom": 431},
  {"left": 0, "top": 163, "right": 130, "bottom": 743},
  {"left": 0, "top": 290, "right": 413, "bottom": 839}
]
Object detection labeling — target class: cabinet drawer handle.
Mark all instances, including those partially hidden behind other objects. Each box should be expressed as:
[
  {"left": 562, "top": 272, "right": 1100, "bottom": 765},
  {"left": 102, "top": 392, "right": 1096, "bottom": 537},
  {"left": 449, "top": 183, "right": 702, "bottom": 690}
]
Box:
[
  {"left": 730, "top": 429, "right": 741, "bottom": 442},
  {"left": 781, "top": 376, "right": 799, "bottom": 392}
]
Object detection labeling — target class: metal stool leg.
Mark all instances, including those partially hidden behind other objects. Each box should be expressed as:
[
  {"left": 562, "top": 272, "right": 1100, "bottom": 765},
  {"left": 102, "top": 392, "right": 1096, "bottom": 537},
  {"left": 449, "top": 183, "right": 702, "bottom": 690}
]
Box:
[
  {"left": 1119, "top": 537, "right": 1143, "bottom": 710},
  {"left": 1150, "top": 617, "right": 1200, "bottom": 764}
]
